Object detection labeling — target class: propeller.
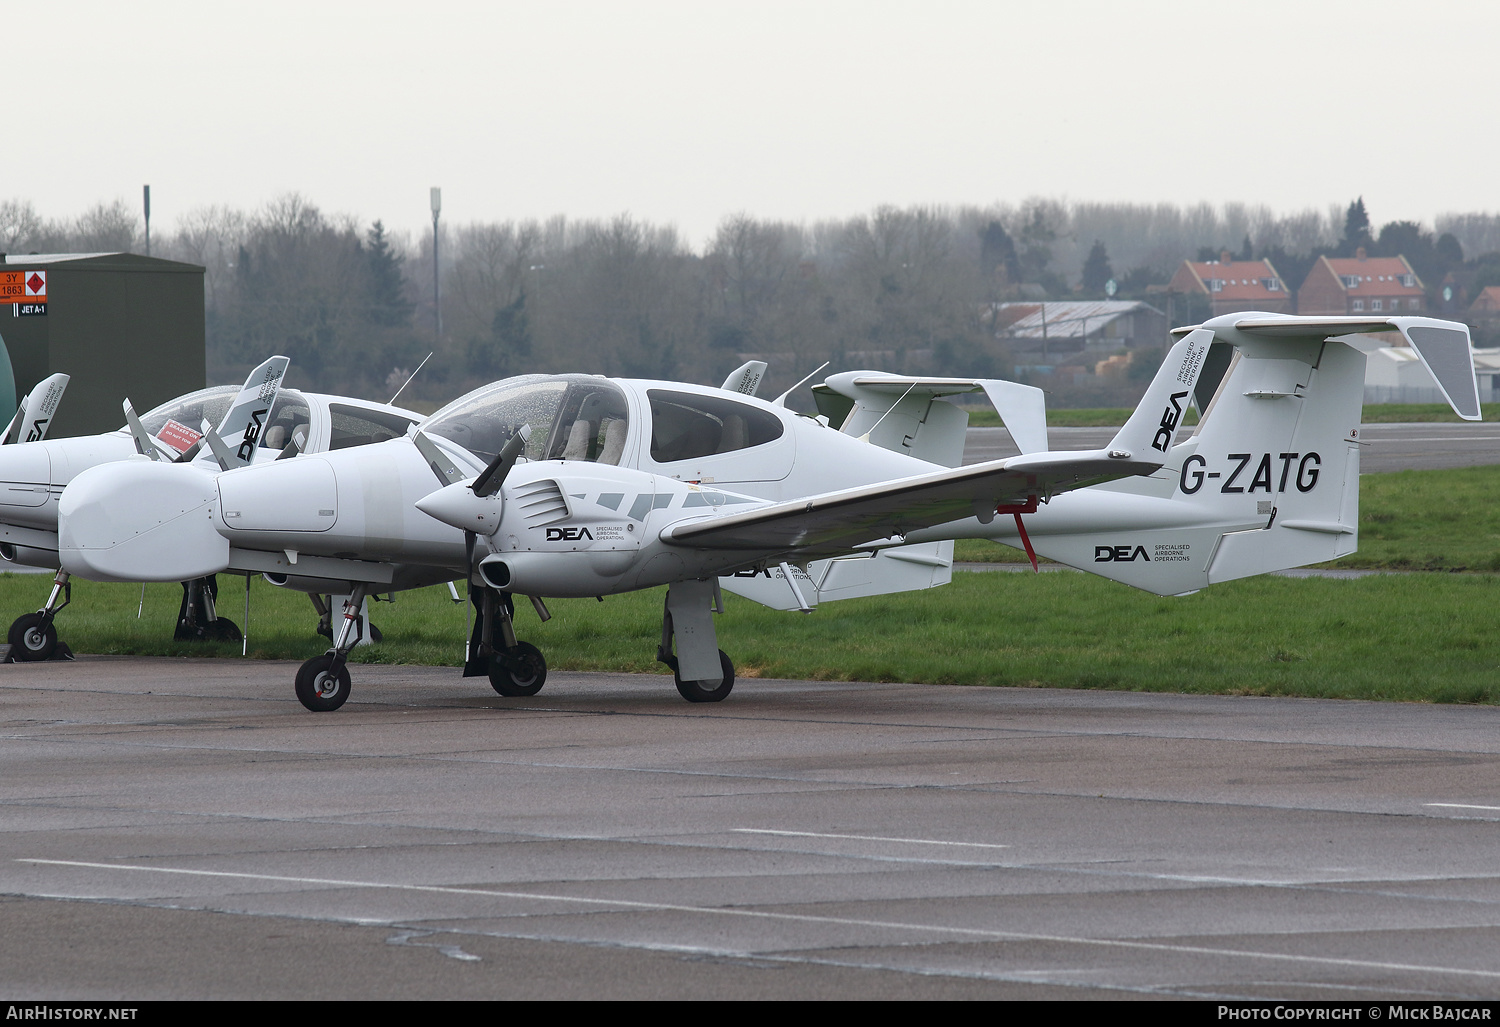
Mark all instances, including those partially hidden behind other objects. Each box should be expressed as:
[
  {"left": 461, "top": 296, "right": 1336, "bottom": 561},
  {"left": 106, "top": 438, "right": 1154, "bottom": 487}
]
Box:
[
  {"left": 409, "top": 426, "right": 531, "bottom": 640},
  {"left": 472, "top": 425, "right": 531, "bottom": 497},
  {"left": 199, "top": 419, "right": 233, "bottom": 472},
  {"left": 275, "top": 426, "right": 308, "bottom": 460},
  {"left": 124, "top": 401, "right": 163, "bottom": 462}
]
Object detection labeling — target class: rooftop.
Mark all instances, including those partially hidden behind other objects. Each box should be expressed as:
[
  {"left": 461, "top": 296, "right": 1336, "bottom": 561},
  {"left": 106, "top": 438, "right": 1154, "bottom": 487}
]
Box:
[{"left": 988, "top": 299, "right": 1161, "bottom": 339}]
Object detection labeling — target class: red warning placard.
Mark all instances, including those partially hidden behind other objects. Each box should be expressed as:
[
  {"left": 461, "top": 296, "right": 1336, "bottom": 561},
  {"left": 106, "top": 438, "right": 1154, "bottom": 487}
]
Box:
[
  {"left": 4, "top": 269, "right": 47, "bottom": 315},
  {"left": 156, "top": 419, "right": 203, "bottom": 454}
]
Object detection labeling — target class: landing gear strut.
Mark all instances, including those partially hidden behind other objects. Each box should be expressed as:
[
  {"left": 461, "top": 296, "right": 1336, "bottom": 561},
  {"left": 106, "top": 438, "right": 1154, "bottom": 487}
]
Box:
[
  {"left": 174, "top": 575, "right": 241, "bottom": 642},
  {"left": 464, "top": 587, "right": 548, "bottom": 697},
  {"left": 7, "top": 570, "right": 72, "bottom": 662},
  {"left": 310, "top": 593, "right": 382, "bottom": 643},
  {"left": 294, "top": 584, "right": 367, "bottom": 711},
  {"left": 657, "top": 579, "right": 735, "bottom": 703}
]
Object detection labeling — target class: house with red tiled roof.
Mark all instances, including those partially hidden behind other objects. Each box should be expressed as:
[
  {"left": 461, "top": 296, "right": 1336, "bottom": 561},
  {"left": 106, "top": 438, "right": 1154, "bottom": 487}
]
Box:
[
  {"left": 1297, "top": 249, "right": 1425, "bottom": 315},
  {"left": 1468, "top": 286, "right": 1500, "bottom": 318},
  {"left": 1167, "top": 251, "right": 1293, "bottom": 316}
]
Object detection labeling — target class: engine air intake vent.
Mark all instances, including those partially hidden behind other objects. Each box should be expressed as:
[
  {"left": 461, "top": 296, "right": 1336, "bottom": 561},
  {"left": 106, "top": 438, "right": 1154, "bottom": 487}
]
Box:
[{"left": 514, "top": 478, "right": 570, "bottom": 526}]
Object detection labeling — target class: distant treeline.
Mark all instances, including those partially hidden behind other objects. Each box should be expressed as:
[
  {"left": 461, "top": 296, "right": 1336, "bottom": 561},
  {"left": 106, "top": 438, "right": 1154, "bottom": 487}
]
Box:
[{"left": 5, "top": 195, "right": 1500, "bottom": 406}]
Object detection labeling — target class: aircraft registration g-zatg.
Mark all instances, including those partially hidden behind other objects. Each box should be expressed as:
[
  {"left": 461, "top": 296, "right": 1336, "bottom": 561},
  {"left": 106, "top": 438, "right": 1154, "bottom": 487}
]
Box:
[
  {"left": 1, "top": 357, "right": 422, "bottom": 660},
  {"left": 54, "top": 313, "right": 1479, "bottom": 711}
]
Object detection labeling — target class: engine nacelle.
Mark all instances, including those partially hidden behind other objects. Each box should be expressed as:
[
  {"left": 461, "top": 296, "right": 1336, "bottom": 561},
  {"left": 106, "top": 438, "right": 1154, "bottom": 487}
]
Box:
[{"left": 58, "top": 460, "right": 229, "bottom": 582}]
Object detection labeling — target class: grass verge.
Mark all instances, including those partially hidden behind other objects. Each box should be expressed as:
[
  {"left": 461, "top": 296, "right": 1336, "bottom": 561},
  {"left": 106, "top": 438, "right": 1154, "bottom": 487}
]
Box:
[
  {"left": 957, "top": 464, "right": 1500, "bottom": 567},
  {"left": 5, "top": 570, "right": 1498, "bottom": 704}
]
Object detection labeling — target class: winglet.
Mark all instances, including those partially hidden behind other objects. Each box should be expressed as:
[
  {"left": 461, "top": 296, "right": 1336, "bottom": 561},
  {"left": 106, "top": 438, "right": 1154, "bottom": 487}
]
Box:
[
  {"left": 1395, "top": 318, "right": 1481, "bottom": 421},
  {"left": 978, "top": 379, "right": 1048, "bottom": 455},
  {"left": 1106, "top": 328, "right": 1214, "bottom": 462}
]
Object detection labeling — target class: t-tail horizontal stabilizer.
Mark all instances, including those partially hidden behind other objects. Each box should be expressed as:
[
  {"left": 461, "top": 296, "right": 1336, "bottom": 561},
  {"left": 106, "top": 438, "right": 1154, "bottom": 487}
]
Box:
[
  {"left": 1179, "top": 314, "right": 1481, "bottom": 421},
  {"left": 815, "top": 372, "right": 1048, "bottom": 467}
]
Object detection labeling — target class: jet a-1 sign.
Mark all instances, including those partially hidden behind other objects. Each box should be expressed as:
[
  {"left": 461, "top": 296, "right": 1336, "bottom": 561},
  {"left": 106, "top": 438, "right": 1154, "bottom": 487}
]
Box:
[{"left": 55, "top": 314, "right": 1479, "bottom": 711}]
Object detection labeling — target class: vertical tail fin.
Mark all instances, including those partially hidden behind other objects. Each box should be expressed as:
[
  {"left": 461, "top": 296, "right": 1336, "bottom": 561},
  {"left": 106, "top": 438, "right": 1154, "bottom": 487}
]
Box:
[
  {"left": 2, "top": 373, "right": 69, "bottom": 445},
  {"left": 1014, "top": 315, "right": 1478, "bottom": 595}
]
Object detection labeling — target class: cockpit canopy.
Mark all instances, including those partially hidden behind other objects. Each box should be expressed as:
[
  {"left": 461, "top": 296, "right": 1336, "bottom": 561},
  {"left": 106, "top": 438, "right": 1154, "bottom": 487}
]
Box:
[
  {"left": 423, "top": 375, "right": 630, "bottom": 465},
  {"left": 135, "top": 386, "right": 415, "bottom": 454}
]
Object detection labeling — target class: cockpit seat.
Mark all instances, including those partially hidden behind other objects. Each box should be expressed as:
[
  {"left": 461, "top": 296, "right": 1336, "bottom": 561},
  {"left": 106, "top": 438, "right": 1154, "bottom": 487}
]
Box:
[
  {"left": 599, "top": 418, "right": 627, "bottom": 465},
  {"left": 562, "top": 419, "right": 593, "bottom": 461}
]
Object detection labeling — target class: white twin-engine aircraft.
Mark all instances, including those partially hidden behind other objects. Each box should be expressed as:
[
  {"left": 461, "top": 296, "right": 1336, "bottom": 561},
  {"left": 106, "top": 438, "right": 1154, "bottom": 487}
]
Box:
[
  {"left": 0, "top": 357, "right": 422, "bottom": 660},
  {"left": 54, "top": 314, "right": 1479, "bottom": 711}
]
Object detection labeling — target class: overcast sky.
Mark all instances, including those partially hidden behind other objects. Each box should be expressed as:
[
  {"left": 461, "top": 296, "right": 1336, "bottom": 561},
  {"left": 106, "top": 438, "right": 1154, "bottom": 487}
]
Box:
[{"left": 12, "top": 0, "right": 1497, "bottom": 248}]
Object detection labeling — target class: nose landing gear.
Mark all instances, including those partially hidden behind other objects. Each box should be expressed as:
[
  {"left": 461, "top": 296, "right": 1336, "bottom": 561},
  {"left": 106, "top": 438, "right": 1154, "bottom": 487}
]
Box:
[
  {"left": 6, "top": 570, "right": 71, "bottom": 663},
  {"left": 294, "top": 584, "right": 368, "bottom": 712}
]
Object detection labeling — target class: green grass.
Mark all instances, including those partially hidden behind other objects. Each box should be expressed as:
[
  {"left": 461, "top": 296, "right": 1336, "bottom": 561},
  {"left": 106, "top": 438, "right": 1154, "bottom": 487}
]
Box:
[
  {"left": 11, "top": 571, "right": 1500, "bottom": 704},
  {"left": 14, "top": 462, "right": 1500, "bottom": 704},
  {"left": 1329, "top": 465, "right": 1500, "bottom": 571},
  {"left": 956, "top": 464, "right": 1500, "bottom": 569}
]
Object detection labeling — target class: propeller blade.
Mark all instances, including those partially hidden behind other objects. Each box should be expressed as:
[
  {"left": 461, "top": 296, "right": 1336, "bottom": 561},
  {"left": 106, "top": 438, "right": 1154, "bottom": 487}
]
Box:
[
  {"left": 412, "top": 431, "right": 467, "bottom": 486},
  {"left": 199, "top": 419, "right": 233, "bottom": 472},
  {"left": 472, "top": 424, "right": 531, "bottom": 498},
  {"left": 275, "top": 426, "right": 307, "bottom": 461},
  {"left": 124, "top": 401, "right": 163, "bottom": 462}
]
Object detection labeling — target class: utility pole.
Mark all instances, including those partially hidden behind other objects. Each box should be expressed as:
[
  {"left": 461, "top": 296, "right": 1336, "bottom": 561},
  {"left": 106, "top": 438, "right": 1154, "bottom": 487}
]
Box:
[
  {"left": 143, "top": 185, "right": 151, "bottom": 257},
  {"left": 430, "top": 187, "right": 442, "bottom": 339}
]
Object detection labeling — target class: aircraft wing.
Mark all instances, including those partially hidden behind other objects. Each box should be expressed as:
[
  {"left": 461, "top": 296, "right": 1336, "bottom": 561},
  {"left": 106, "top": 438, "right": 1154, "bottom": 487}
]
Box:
[{"left": 662, "top": 447, "right": 1159, "bottom": 558}]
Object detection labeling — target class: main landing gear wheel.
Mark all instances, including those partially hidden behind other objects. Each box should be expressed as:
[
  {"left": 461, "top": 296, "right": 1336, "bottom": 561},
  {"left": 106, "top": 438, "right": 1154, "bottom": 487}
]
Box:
[
  {"left": 8, "top": 613, "right": 57, "bottom": 662},
  {"left": 489, "top": 641, "right": 546, "bottom": 697},
  {"left": 672, "top": 649, "right": 735, "bottom": 703},
  {"left": 295, "top": 654, "right": 351, "bottom": 712}
]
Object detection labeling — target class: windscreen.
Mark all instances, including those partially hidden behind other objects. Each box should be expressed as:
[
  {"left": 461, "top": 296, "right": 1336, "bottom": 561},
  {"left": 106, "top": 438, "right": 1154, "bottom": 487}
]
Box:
[
  {"left": 328, "top": 404, "right": 419, "bottom": 451},
  {"left": 136, "top": 387, "right": 313, "bottom": 452},
  {"left": 423, "top": 375, "right": 629, "bottom": 465},
  {"left": 137, "top": 386, "right": 237, "bottom": 437}
]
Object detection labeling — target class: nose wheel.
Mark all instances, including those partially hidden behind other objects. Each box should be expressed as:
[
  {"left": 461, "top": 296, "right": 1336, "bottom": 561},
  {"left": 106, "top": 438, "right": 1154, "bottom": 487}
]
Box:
[
  {"left": 8, "top": 570, "right": 71, "bottom": 663},
  {"left": 293, "top": 585, "right": 367, "bottom": 712},
  {"left": 8, "top": 612, "right": 58, "bottom": 662},
  {"left": 294, "top": 654, "right": 351, "bottom": 712}
]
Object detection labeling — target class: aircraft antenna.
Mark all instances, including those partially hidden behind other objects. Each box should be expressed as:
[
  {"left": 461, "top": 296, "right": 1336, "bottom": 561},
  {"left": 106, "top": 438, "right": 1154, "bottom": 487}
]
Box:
[
  {"left": 388, "top": 352, "right": 434, "bottom": 406},
  {"left": 771, "top": 361, "right": 830, "bottom": 407},
  {"left": 858, "top": 381, "right": 920, "bottom": 443}
]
